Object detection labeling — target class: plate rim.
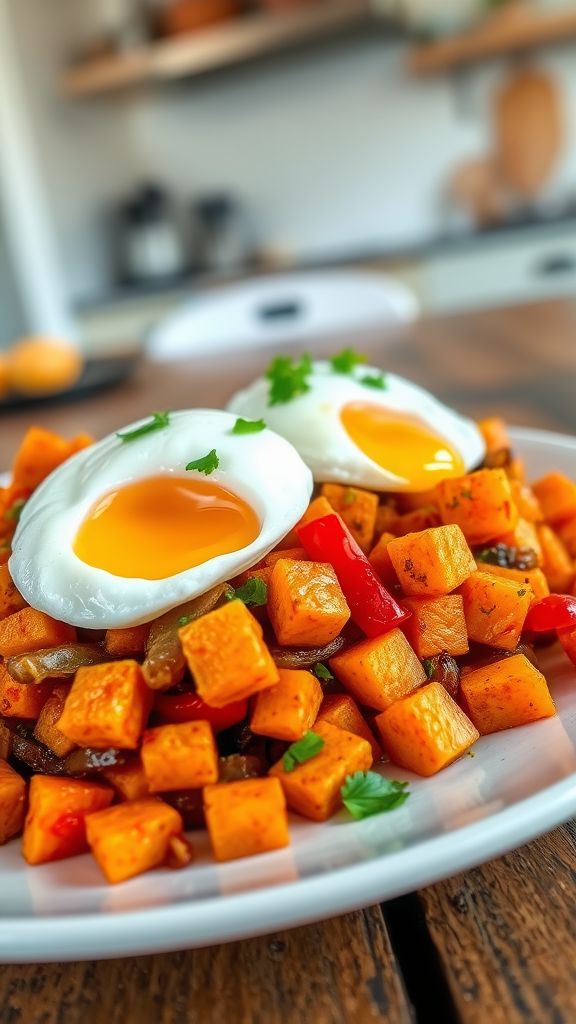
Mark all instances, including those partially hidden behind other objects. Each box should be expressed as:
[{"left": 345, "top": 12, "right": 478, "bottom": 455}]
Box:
[{"left": 1, "top": 424, "right": 576, "bottom": 962}]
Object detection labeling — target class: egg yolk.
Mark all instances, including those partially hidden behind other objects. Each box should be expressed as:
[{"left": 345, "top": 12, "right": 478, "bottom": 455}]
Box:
[
  {"left": 341, "top": 401, "right": 465, "bottom": 490},
  {"left": 74, "top": 475, "right": 260, "bottom": 580}
]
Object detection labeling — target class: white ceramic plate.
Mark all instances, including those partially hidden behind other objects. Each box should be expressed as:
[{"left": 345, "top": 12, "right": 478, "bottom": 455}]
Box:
[{"left": 1, "top": 427, "right": 576, "bottom": 964}]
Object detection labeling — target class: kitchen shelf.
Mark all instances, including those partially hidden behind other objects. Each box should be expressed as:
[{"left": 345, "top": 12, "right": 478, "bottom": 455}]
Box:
[
  {"left": 62, "top": 0, "right": 377, "bottom": 97},
  {"left": 410, "top": 3, "right": 576, "bottom": 75}
]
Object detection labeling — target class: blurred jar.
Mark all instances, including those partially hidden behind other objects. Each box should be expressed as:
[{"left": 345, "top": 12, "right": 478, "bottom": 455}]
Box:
[
  {"left": 160, "top": 0, "right": 241, "bottom": 35},
  {"left": 118, "top": 185, "right": 186, "bottom": 283}
]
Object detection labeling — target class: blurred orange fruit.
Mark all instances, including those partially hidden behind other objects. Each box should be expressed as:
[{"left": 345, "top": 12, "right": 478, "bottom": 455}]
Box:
[{"left": 6, "top": 337, "right": 83, "bottom": 396}]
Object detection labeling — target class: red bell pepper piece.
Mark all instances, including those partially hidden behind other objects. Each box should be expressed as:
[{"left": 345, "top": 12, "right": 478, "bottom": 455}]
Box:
[
  {"left": 153, "top": 692, "right": 247, "bottom": 732},
  {"left": 297, "top": 513, "right": 410, "bottom": 638},
  {"left": 524, "top": 594, "right": 576, "bottom": 633}
]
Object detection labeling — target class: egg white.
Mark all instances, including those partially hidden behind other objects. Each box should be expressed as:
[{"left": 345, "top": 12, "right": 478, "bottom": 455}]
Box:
[
  {"left": 228, "top": 362, "right": 485, "bottom": 491},
  {"left": 9, "top": 409, "right": 313, "bottom": 629}
]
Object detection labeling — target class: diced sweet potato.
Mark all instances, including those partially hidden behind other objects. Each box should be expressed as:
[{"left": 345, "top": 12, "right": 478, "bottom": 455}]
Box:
[
  {"left": 231, "top": 565, "right": 272, "bottom": 590},
  {"left": 330, "top": 628, "right": 426, "bottom": 710},
  {"left": 0, "top": 759, "right": 26, "bottom": 845},
  {"left": 320, "top": 483, "right": 378, "bottom": 552},
  {"left": 538, "top": 525, "right": 574, "bottom": 593},
  {"left": 104, "top": 625, "right": 149, "bottom": 658},
  {"left": 475, "top": 562, "right": 550, "bottom": 602},
  {"left": 103, "top": 758, "right": 150, "bottom": 801},
  {"left": 33, "top": 685, "right": 75, "bottom": 757},
  {"left": 532, "top": 472, "right": 576, "bottom": 525},
  {"left": 0, "top": 564, "right": 27, "bottom": 620},
  {"left": 394, "top": 506, "right": 441, "bottom": 537},
  {"left": 11, "top": 426, "right": 73, "bottom": 492},
  {"left": 375, "top": 503, "right": 400, "bottom": 538},
  {"left": 251, "top": 668, "right": 323, "bottom": 741},
  {"left": 86, "top": 798, "right": 183, "bottom": 884},
  {"left": 368, "top": 531, "right": 399, "bottom": 587},
  {"left": 478, "top": 416, "right": 511, "bottom": 454},
  {"left": 270, "top": 720, "right": 372, "bottom": 821},
  {"left": 510, "top": 480, "right": 543, "bottom": 524},
  {"left": 375, "top": 682, "right": 479, "bottom": 777},
  {"left": 264, "top": 547, "right": 308, "bottom": 568},
  {"left": 204, "top": 778, "right": 289, "bottom": 861},
  {"left": 557, "top": 515, "right": 576, "bottom": 558},
  {"left": 0, "top": 607, "right": 75, "bottom": 658},
  {"left": 402, "top": 594, "right": 469, "bottom": 658},
  {"left": 141, "top": 721, "right": 218, "bottom": 792},
  {"left": 179, "top": 599, "right": 279, "bottom": 708},
  {"left": 57, "top": 660, "right": 151, "bottom": 749},
  {"left": 268, "top": 558, "right": 350, "bottom": 647},
  {"left": 507, "top": 458, "right": 525, "bottom": 482},
  {"left": 0, "top": 722, "right": 11, "bottom": 760},
  {"left": 316, "top": 693, "right": 382, "bottom": 761},
  {"left": 0, "top": 662, "right": 52, "bottom": 719},
  {"left": 459, "top": 571, "right": 532, "bottom": 650},
  {"left": 436, "top": 469, "right": 518, "bottom": 545},
  {"left": 23, "top": 776, "right": 113, "bottom": 865},
  {"left": 460, "top": 653, "right": 555, "bottom": 734},
  {"left": 388, "top": 524, "right": 476, "bottom": 597},
  {"left": 497, "top": 518, "right": 543, "bottom": 566}
]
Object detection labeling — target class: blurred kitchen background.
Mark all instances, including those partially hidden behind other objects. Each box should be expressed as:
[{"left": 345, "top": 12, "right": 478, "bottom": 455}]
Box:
[{"left": 2, "top": 0, "right": 576, "bottom": 355}]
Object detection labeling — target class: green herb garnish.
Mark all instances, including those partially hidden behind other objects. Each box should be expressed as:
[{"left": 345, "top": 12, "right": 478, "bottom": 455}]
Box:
[
  {"left": 266, "top": 354, "right": 312, "bottom": 406},
  {"left": 227, "top": 577, "right": 268, "bottom": 607},
  {"left": 422, "top": 658, "right": 436, "bottom": 680},
  {"left": 117, "top": 411, "right": 170, "bottom": 443},
  {"left": 4, "top": 499, "right": 26, "bottom": 523},
  {"left": 312, "top": 663, "right": 333, "bottom": 682},
  {"left": 282, "top": 731, "right": 325, "bottom": 773},
  {"left": 186, "top": 449, "right": 220, "bottom": 475},
  {"left": 178, "top": 614, "right": 193, "bottom": 627},
  {"left": 232, "top": 417, "right": 266, "bottom": 435},
  {"left": 341, "top": 771, "right": 410, "bottom": 820},
  {"left": 360, "top": 373, "right": 387, "bottom": 391},
  {"left": 330, "top": 348, "right": 366, "bottom": 374},
  {"left": 343, "top": 487, "right": 356, "bottom": 506}
]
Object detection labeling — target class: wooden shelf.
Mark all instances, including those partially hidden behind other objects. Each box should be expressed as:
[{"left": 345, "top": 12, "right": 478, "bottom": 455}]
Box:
[
  {"left": 62, "top": 0, "right": 375, "bottom": 97},
  {"left": 410, "top": 3, "right": 576, "bottom": 75}
]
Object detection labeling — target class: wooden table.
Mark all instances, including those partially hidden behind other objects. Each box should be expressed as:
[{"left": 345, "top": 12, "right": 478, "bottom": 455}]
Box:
[{"left": 1, "top": 298, "right": 576, "bottom": 1023}]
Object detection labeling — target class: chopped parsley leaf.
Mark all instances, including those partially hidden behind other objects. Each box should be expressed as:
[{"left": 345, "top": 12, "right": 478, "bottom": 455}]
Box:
[
  {"left": 283, "top": 731, "right": 325, "bottom": 773},
  {"left": 330, "top": 348, "right": 366, "bottom": 374},
  {"left": 227, "top": 577, "right": 268, "bottom": 607},
  {"left": 266, "top": 354, "right": 312, "bottom": 406},
  {"left": 186, "top": 449, "right": 220, "bottom": 475},
  {"left": 117, "top": 411, "right": 170, "bottom": 443},
  {"left": 312, "top": 662, "right": 333, "bottom": 682},
  {"left": 178, "top": 614, "right": 193, "bottom": 627},
  {"left": 341, "top": 772, "right": 410, "bottom": 820},
  {"left": 360, "top": 373, "right": 387, "bottom": 391},
  {"left": 343, "top": 488, "right": 356, "bottom": 506},
  {"left": 232, "top": 417, "right": 266, "bottom": 435},
  {"left": 4, "top": 499, "right": 26, "bottom": 523}
]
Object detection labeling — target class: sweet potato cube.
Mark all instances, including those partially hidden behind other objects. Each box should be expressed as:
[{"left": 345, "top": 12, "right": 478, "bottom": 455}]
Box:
[
  {"left": 264, "top": 547, "right": 308, "bottom": 568},
  {"left": 510, "top": 480, "right": 543, "bottom": 524},
  {"left": 57, "top": 660, "right": 150, "bottom": 749},
  {"left": 141, "top": 721, "right": 218, "bottom": 792},
  {"left": 460, "top": 654, "right": 555, "bottom": 734},
  {"left": 368, "top": 531, "right": 399, "bottom": 587},
  {"left": 0, "top": 722, "right": 11, "bottom": 760},
  {"left": 23, "top": 776, "right": 113, "bottom": 865},
  {"left": 86, "top": 798, "right": 183, "bottom": 884},
  {"left": 459, "top": 571, "right": 532, "bottom": 650},
  {"left": 475, "top": 562, "right": 550, "bottom": 602},
  {"left": 321, "top": 483, "right": 378, "bottom": 552},
  {"left": 0, "top": 564, "right": 27, "bottom": 620},
  {"left": 33, "top": 685, "right": 75, "bottom": 757},
  {"left": 395, "top": 506, "right": 441, "bottom": 537},
  {"left": 231, "top": 565, "right": 272, "bottom": 590},
  {"left": 532, "top": 472, "right": 576, "bottom": 525},
  {"left": 270, "top": 720, "right": 372, "bottom": 821},
  {"left": 402, "top": 595, "right": 469, "bottom": 658},
  {"left": 104, "top": 625, "right": 149, "bottom": 658},
  {"left": 103, "top": 758, "right": 150, "bottom": 801},
  {"left": 388, "top": 525, "right": 476, "bottom": 598},
  {"left": 268, "top": 559, "right": 350, "bottom": 647},
  {"left": 497, "top": 517, "right": 543, "bottom": 566},
  {"left": 11, "top": 426, "right": 72, "bottom": 492},
  {"left": 557, "top": 515, "right": 576, "bottom": 558},
  {"left": 538, "top": 525, "right": 574, "bottom": 593},
  {"left": 478, "top": 416, "right": 511, "bottom": 454},
  {"left": 316, "top": 693, "right": 382, "bottom": 761},
  {"left": 251, "top": 669, "right": 323, "bottom": 741},
  {"left": 179, "top": 600, "right": 279, "bottom": 708},
  {"left": 204, "top": 778, "right": 289, "bottom": 861},
  {"left": 375, "top": 503, "right": 399, "bottom": 538},
  {"left": 0, "top": 759, "right": 26, "bottom": 845},
  {"left": 436, "top": 469, "right": 518, "bottom": 545},
  {"left": 330, "top": 628, "right": 426, "bottom": 711},
  {"left": 375, "top": 682, "right": 479, "bottom": 777},
  {"left": 0, "top": 607, "right": 75, "bottom": 658},
  {"left": 0, "top": 662, "right": 52, "bottom": 719}
]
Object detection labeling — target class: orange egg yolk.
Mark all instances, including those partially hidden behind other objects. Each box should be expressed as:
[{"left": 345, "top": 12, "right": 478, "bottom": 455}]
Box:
[
  {"left": 341, "top": 401, "right": 465, "bottom": 490},
  {"left": 74, "top": 475, "right": 260, "bottom": 580}
]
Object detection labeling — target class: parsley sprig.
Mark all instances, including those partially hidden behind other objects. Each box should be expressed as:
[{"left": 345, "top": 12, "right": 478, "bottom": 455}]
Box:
[
  {"left": 330, "top": 348, "right": 367, "bottom": 374},
  {"left": 266, "top": 354, "right": 312, "bottom": 406},
  {"left": 341, "top": 772, "right": 409, "bottom": 819},
  {"left": 360, "top": 373, "right": 387, "bottom": 391},
  {"left": 186, "top": 449, "right": 220, "bottom": 475},
  {"left": 312, "top": 663, "right": 333, "bottom": 682},
  {"left": 232, "top": 417, "right": 266, "bottom": 435},
  {"left": 226, "top": 577, "right": 268, "bottom": 608},
  {"left": 282, "top": 731, "right": 325, "bottom": 772},
  {"left": 117, "top": 411, "right": 170, "bottom": 443}
]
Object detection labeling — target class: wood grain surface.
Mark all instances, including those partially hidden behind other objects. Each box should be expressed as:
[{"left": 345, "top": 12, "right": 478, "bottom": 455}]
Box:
[{"left": 1, "top": 297, "right": 575, "bottom": 1023}]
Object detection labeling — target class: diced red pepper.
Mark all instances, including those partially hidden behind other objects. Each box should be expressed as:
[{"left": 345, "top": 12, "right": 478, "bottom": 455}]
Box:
[
  {"left": 524, "top": 594, "right": 576, "bottom": 633},
  {"left": 153, "top": 692, "right": 247, "bottom": 732},
  {"left": 297, "top": 513, "right": 410, "bottom": 638}
]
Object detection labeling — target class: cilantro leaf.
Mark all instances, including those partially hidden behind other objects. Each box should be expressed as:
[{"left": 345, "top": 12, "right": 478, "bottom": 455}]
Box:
[
  {"left": 186, "top": 449, "right": 220, "bottom": 475},
  {"left": 360, "top": 373, "right": 388, "bottom": 391},
  {"left": 4, "top": 498, "right": 26, "bottom": 523},
  {"left": 266, "top": 354, "right": 312, "bottom": 406},
  {"left": 227, "top": 577, "right": 268, "bottom": 607},
  {"left": 330, "top": 348, "right": 367, "bottom": 374},
  {"left": 312, "top": 662, "right": 333, "bottom": 682},
  {"left": 341, "top": 771, "right": 409, "bottom": 819},
  {"left": 232, "top": 417, "right": 266, "bottom": 435},
  {"left": 282, "top": 731, "right": 325, "bottom": 773},
  {"left": 117, "top": 411, "right": 170, "bottom": 443}
]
